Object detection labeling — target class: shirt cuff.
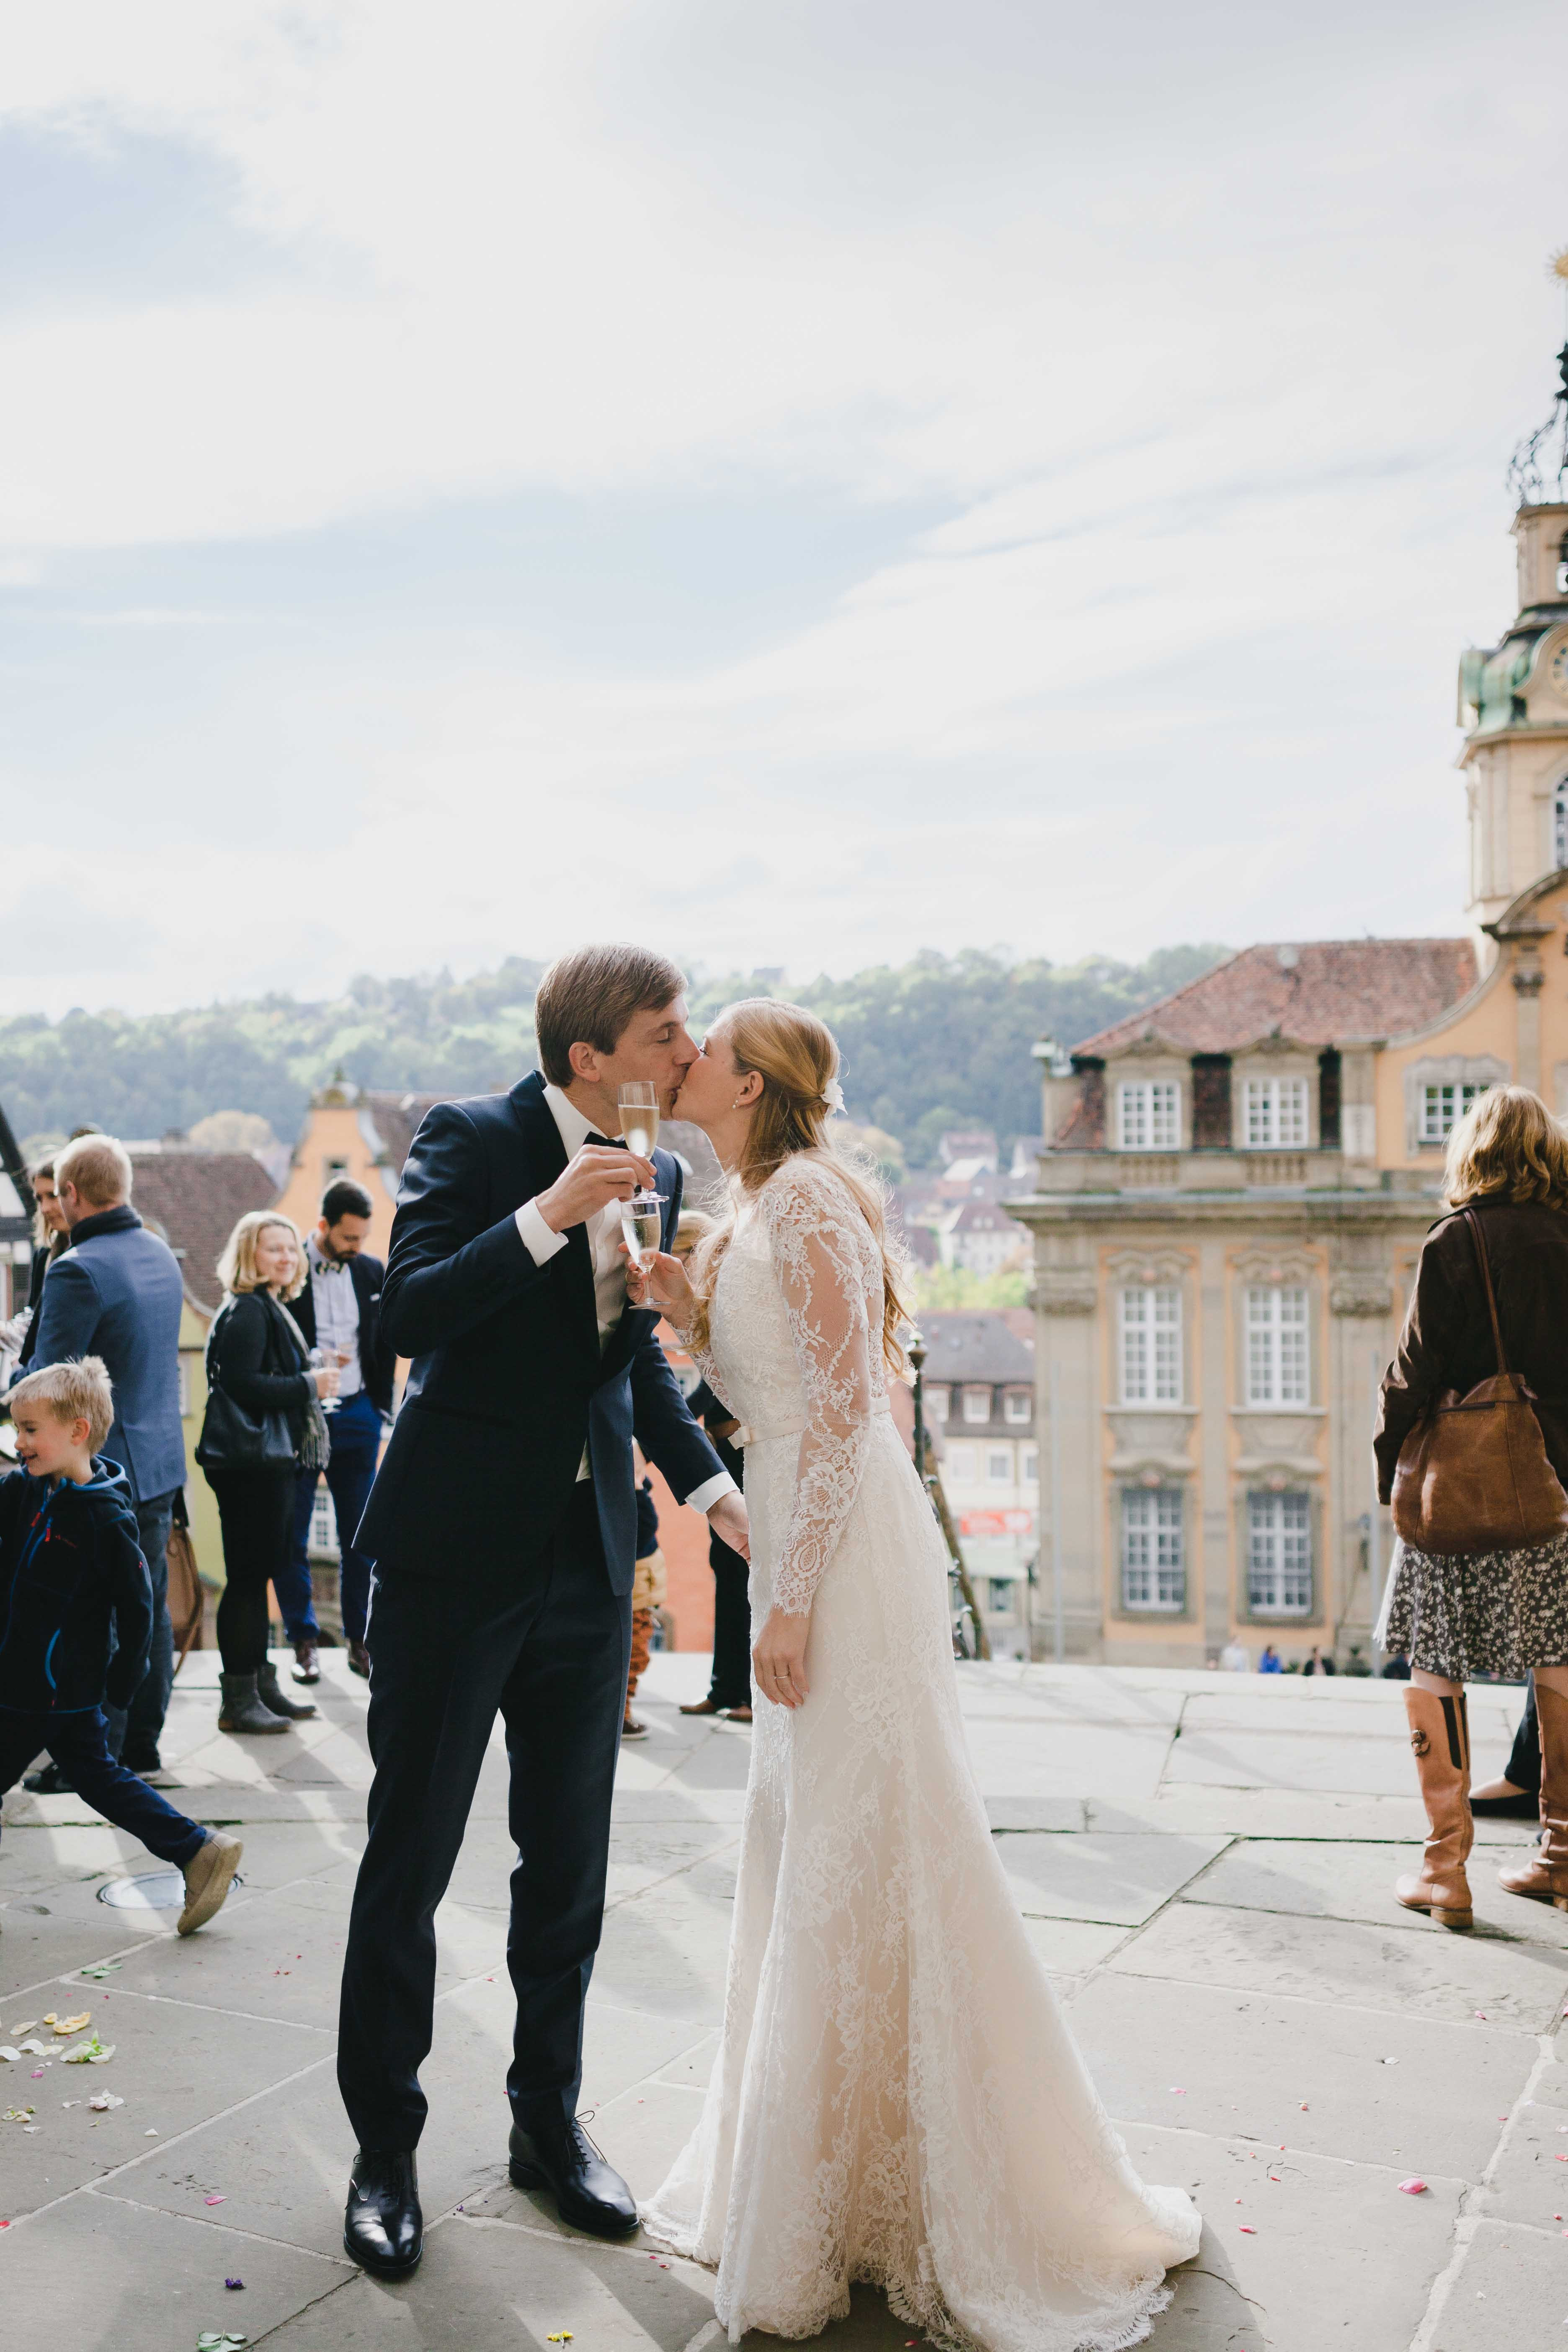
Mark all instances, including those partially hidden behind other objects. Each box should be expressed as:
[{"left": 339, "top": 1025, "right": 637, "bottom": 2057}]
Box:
[
  {"left": 686, "top": 1471, "right": 738, "bottom": 1515},
  {"left": 516, "top": 1199, "right": 567, "bottom": 1266}
]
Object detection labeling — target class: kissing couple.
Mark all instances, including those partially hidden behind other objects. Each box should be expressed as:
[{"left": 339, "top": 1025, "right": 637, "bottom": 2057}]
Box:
[{"left": 336, "top": 943, "right": 1199, "bottom": 2351}]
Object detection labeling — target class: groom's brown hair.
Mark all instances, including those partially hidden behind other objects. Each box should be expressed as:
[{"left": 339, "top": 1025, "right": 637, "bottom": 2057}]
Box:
[{"left": 534, "top": 944, "right": 687, "bottom": 1088}]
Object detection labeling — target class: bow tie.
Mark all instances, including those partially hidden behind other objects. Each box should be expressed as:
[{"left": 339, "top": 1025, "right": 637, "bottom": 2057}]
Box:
[{"left": 587, "top": 1134, "right": 629, "bottom": 1149}]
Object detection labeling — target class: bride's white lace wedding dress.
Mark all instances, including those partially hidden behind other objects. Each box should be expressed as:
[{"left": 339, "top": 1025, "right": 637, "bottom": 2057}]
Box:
[{"left": 642, "top": 1155, "right": 1200, "bottom": 2352}]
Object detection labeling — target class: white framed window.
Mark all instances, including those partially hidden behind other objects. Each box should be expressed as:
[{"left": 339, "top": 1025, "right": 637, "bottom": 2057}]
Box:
[
  {"left": 1122, "top": 1490, "right": 1185, "bottom": 1612},
  {"left": 177, "top": 1359, "right": 191, "bottom": 1416},
  {"left": 987, "top": 1578, "right": 1015, "bottom": 1614},
  {"left": 1246, "top": 1286, "right": 1308, "bottom": 1406},
  {"left": 987, "top": 1449, "right": 1011, "bottom": 1483},
  {"left": 1243, "top": 1076, "right": 1308, "bottom": 1148},
  {"left": 962, "top": 1386, "right": 991, "bottom": 1424},
  {"left": 1003, "top": 1390, "right": 1031, "bottom": 1424},
  {"left": 945, "top": 1443, "right": 975, "bottom": 1482},
  {"left": 1419, "top": 1081, "right": 1489, "bottom": 1144},
  {"left": 1119, "top": 1286, "right": 1182, "bottom": 1405},
  {"left": 1247, "top": 1492, "right": 1313, "bottom": 1615},
  {"left": 308, "top": 1481, "right": 340, "bottom": 1557},
  {"left": 926, "top": 1385, "right": 949, "bottom": 1424},
  {"left": 1021, "top": 1448, "right": 1039, "bottom": 1484},
  {"left": 1117, "top": 1080, "right": 1180, "bottom": 1152}
]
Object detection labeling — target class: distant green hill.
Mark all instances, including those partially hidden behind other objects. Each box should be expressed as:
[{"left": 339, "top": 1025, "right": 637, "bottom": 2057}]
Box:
[{"left": 0, "top": 944, "right": 1228, "bottom": 1167}]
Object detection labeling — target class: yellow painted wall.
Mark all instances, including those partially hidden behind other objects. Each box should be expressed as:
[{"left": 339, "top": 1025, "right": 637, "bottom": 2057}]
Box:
[{"left": 273, "top": 1102, "right": 398, "bottom": 1261}]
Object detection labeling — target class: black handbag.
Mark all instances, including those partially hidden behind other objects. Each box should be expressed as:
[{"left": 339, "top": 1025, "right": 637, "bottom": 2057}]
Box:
[{"left": 196, "top": 1299, "right": 299, "bottom": 1472}]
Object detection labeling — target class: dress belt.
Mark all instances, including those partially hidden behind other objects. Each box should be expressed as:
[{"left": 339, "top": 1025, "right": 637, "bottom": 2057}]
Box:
[{"left": 732, "top": 1398, "right": 892, "bottom": 1449}]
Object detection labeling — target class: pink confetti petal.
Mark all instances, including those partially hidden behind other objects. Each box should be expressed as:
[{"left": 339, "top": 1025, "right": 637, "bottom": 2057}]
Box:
[
  {"left": 205, "top": 2194, "right": 227, "bottom": 2206},
  {"left": 1398, "top": 2179, "right": 1428, "bottom": 2196},
  {"left": 1238, "top": 2224, "right": 1257, "bottom": 2233}
]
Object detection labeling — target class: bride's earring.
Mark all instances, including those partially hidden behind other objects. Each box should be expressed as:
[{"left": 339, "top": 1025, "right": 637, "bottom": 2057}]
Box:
[{"left": 731, "top": 1097, "right": 746, "bottom": 1110}]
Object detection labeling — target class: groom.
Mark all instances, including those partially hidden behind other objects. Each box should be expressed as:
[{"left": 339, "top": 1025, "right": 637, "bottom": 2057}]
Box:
[{"left": 337, "top": 944, "right": 748, "bottom": 2276}]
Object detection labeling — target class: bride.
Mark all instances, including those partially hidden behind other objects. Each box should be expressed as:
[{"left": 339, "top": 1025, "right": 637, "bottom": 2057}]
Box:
[{"left": 629, "top": 999, "right": 1201, "bottom": 2352}]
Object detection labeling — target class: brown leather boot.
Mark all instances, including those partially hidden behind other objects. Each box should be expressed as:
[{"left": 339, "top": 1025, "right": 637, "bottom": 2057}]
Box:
[
  {"left": 1498, "top": 1681, "right": 1568, "bottom": 1908},
  {"left": 1395, "top": 1687, "right": 1474, "bottom": 1929}
]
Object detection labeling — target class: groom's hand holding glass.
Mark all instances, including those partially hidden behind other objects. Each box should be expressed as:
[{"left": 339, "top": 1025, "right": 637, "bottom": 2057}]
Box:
[{"left": 534, "top": 1139, "right": 658, "bottom": 1233}]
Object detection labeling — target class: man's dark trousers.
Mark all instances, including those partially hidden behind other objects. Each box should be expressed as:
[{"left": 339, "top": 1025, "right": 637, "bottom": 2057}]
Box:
[
  {"left": 337, "top": 1485, "right": 631, "bottom": 2151},
  {"left": 103, "top": 1491, "right": 177, "bottom": 1769},
  {"left": 281, "top": 1392, "right": 382, "bottom": 1648}
]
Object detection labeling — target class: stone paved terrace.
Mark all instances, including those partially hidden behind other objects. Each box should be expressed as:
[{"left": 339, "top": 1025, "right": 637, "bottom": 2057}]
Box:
[{"left": 4, "top": 1655, "right": 1568, "bottom": 2352}]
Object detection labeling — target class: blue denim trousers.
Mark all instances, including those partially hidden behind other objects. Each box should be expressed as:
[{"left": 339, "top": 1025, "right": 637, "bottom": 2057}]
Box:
[{"left": 279, "top": 1392, "right": 383, "bottom": 1647}]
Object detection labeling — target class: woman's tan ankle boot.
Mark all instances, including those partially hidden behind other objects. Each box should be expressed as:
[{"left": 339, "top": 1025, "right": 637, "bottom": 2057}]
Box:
[
  {"left": 1498, "top": 1682, "right": 1568, "bottom": 1908},
  {"left": 1395, "top": 1687, "right": 1474, "bottom": 1929}
]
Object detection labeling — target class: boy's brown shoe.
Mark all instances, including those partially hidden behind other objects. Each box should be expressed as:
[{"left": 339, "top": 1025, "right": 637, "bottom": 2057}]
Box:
[{"left": 178, "top": 1832, "right": 243, "bottom": 1936}]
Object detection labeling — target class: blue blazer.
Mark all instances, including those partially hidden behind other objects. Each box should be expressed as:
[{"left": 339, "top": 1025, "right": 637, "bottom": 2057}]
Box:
[
  {"left": 29, "top": 1207, "right": 187, "bottom": 1506},
  {"left": 358, "top": 1071, "right": 725, "bottom": 1596}
]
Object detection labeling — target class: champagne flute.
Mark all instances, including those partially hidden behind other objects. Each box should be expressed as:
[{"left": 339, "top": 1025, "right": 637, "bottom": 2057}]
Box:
[
  {"left": 618, "top": 1079, "right": 660, "bottom": 1162},
  {"left": 308, "top": 1345, "right": 341, "bottom": 1415},
  {"left": 621, "top": 1188, "right": 665, "bottom": 1276}
]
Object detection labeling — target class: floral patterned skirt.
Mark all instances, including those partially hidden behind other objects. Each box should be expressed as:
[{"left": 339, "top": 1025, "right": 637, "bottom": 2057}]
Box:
[{"left": 1376, "top": 1533, "right": 1568, "bottom": 1681}]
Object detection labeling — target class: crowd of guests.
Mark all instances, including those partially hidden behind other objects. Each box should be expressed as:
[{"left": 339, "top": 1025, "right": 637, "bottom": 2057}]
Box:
[{"left": 0, "top": 1133, "right": 751, "bottom": 1874}]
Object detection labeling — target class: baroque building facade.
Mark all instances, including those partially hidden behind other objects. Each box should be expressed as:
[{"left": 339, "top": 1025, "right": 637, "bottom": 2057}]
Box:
[{"left": 1010, "top": 482, "right": 1568, "bottom": 1665}]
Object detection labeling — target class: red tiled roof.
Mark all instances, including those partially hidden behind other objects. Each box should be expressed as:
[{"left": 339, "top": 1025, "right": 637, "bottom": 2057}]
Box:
[
  {"left": 362, "top": 1092, "right": 451, "bottom": 1181},
  {"left": 1073, "top": 939, "right": 1477, "bottom": 1057},
  {"left": 129, "top": 1150, "right": 279, "bottom": 1315}
]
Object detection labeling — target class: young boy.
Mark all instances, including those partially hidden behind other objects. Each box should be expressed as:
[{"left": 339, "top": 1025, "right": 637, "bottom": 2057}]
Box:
[{"left": 0, "top": 1358, "right": 242, "bottom": 1934}]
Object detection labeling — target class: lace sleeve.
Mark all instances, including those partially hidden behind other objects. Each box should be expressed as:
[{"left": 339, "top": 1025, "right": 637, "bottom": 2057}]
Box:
[{"left": 760, "top": 1161, "right": 879, "bottom": 1615}]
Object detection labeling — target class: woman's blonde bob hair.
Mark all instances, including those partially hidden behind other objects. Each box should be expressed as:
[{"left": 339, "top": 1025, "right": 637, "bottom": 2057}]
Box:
[
  {"left": 217, "top": 1210, "right": 308, "bottom": 1301},
  {"left": 687, "top": 998, "right": 910, "bottom": 1375},
  {"left": 1444, "top": 1084, "right": 1568, "bottom": 1212}
]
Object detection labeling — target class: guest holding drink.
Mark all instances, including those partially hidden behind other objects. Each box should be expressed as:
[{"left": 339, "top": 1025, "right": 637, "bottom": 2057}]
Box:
[{"left": 200, "top": 1213, "right": 337, "bottom": 1736}]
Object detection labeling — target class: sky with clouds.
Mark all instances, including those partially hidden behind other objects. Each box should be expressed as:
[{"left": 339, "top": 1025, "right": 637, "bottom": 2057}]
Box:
[{"left": 2, "top": 0, "right": 1566, "bottom": 1017}]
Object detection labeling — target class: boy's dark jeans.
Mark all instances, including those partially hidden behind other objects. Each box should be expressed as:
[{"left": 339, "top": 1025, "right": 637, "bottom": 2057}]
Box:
[{"left": 0, "top": 1707, "right": 207, "bottom": 1864}]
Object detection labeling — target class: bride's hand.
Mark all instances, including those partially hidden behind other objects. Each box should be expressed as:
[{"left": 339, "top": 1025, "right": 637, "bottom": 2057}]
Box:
[
  {"left": 753, "top": 1607, "right": 810, "bottom": 1710},
  {"left": 622, "top": 1244, "right": 695, "bottom": 1325}
]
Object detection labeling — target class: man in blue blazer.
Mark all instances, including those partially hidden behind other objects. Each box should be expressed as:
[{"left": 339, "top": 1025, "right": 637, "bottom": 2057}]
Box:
[
  {"left": 28, "top": 1133, "right": 186, "bottom": 1777},
  {"left": 338, "top": 945, "right": 748, "bottom": 2279}
]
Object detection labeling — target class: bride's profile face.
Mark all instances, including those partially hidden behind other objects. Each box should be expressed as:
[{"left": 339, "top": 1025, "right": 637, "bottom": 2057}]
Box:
[{"left": 677, "top": 1024, "right": 739, "bottom": 1130}]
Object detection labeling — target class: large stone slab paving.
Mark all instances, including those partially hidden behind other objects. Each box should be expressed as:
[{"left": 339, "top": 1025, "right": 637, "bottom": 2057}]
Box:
[
  {"left": 1164, "top": 1728, "right": 1426, "bottom": 1797},
  {"left": 1476, "top": 2053, "right": 1568, "bottom": 2230},
  {"left": 962, "top": 1722, "right": 1177, "bottom": 1802},
  {"left": 1110, "top": 1899, "right": 1568, "bottom": 2031},
  {"left": 1067, "top": 1971, "right": 1537, "bottom": 2177},
  {"left": 993, "top": 1829, "right": 1232, "bottom": 1925},
  {"left": 593, "top": 1881, "right": 737, "bottom": 2030},
  {"left": 1189, "top": 1836, "right": 1565, "bottom": 1946},
  {"left": 1021, "top": 1915, "right": 1133, "bottom": 1976},
  {"left": 0, "top": 2187, "right": 353, "bottom": 2352},
  {"left": 1118, "top": 2122, "right": 1463, "bottom": 2352},
  {"left": 1082, "top": 1786, "right": 1540, "bottom": 1844},
  {"left": 1426, "top": 2218, "right": 1568, "bottom": 2349},
  {"left": 0, "top": 1978, "right": 331, "bottom": 2217}
]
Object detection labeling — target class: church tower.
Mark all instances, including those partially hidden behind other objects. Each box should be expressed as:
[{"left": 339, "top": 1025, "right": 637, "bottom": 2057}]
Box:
[{"left": 1460, "top": 323, "right": 1568, "bottom": 964}]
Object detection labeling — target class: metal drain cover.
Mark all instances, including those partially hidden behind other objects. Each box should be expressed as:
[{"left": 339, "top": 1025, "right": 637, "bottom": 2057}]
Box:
[{"left": 96, "top": 1871, "right": 188, "bottom": 1910}]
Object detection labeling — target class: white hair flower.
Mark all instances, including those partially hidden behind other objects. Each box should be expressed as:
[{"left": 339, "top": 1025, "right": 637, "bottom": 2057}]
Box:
[{"left": 822, "top": 1078, "right": 845, "bottom": 1114}]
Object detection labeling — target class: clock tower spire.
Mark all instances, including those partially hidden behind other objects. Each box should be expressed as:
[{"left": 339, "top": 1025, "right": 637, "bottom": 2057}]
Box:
[{"left": 1460, "top": 259, "right": 1568, "bottom": 962}]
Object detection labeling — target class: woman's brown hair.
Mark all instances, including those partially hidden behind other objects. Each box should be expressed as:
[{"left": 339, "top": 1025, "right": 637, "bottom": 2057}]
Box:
[
  {"left": 687, "top": 998, "right": 910, "bottom": 1375},
  {"left": 1444, "top": 1084, "right": 1568, "bottom": 1212}
]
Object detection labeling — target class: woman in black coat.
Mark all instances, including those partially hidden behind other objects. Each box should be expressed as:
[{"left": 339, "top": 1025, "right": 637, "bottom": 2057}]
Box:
[
  {"left": 1375, "top": 1086, "right": 1568, "bottom": 1929},
  {"left": 204, "top": 1214, "right": 338, "bottom": 1735}
]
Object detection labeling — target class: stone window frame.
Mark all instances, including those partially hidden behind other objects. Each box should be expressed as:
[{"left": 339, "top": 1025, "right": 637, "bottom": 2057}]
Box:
[
  {"left": 1104, "top": 1049, "right": 1190, "bottom": 1153},
  {"left": 961, "top": 1385, "right": 993, "bottom": 1425},
  {"left": 1002, "top": 1387, "right": 1032, "bottom": 1424},
  {"left": 1117, "top": 1482, "right": 1190, "bottom": 1618},
  {"left": 1105, "top": 1247, "right": 1194, "bottom": 1414},
  {"left": 1230, "top": 1245, "right": 1320, "bottom": 1413},
  {"left": 1239, "top": 1486, "right": 1317, "bottom": 1622},
  {"left": 1403, "top": 1055, "right": 1509, "bottom": 1155},
  {"left": 1230, "top": 1047, "right": 1320, "bottom": 1151}
]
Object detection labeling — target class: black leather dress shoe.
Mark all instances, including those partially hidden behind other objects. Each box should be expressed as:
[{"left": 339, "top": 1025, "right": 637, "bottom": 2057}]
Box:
[
  {"left": 343, "top": 2147, "right": 423, "bottom": 2276},
  {"left": 21, "top": 1761, "right": 72, "bottom": 1795},
  {"left": 508, "top": 2111, "right": 638, "bottom": 2238}
]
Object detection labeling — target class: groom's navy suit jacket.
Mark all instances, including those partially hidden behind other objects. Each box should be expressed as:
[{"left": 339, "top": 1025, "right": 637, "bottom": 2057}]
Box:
[{"left": 357, "top": 1070, "right": 725, "bottom": 1596}]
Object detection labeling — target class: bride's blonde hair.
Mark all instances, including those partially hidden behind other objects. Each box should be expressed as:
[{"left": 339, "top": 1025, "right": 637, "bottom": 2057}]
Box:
[{"left": 687, "top": 998, "right": 910, "bottom": 1377}]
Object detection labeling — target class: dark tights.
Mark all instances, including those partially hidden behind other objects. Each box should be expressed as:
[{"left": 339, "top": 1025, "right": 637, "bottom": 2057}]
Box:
[{"left": 209, "top": 1467, "right": 295, "bottom": 1673}]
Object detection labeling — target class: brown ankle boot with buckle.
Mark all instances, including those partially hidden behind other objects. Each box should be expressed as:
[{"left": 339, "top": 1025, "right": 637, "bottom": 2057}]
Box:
[
  {"left": 1499, "top": 1681, "right": 1568, "bottom": 1909},
  {"left": 1395, "top": 1686, "right": 1474, "bottom": 1930}
]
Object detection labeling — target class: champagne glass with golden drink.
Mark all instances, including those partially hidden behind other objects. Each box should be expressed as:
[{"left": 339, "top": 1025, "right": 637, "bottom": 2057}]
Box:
[
  {"left": 621, "top": 1188, "right": 665, "bottom": 1274},
  {"left": 618, "top": 1079, "right": 660, "bottom": 1161}
]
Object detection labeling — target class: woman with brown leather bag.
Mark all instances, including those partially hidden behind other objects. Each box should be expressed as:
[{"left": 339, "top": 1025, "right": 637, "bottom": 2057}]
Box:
[{"left": 1375, "top": 1086, "right": 1568, "bottom": 1929}]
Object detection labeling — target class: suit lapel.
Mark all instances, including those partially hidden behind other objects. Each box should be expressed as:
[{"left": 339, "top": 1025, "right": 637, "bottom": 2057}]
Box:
[{"left": 509, "top": 1072, "right": 599, "bottom": 1360}]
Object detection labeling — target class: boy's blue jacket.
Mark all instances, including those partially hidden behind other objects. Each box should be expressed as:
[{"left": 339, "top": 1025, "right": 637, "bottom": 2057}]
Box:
[{"left": 0, "top": 1458, "right": 151, "bottom": 1713}]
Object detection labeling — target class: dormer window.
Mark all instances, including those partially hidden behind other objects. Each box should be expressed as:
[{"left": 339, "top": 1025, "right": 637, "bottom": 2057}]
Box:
[
  {"left": 1555, "top": 777, "right": 1568, "bottom": 870},
  {"left": 1243, "top": 1077, "right": 1308, "bottom": 1149},
  {"left": 1117, "top": 1081, "right": 1179, "bottom": 1151}
]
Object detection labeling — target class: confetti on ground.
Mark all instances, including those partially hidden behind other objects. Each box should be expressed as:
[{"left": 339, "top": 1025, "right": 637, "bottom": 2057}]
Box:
[
  {"left": 144, "top": 2128, "right": 158, "bottom": 2137},
  {"left": 86, "top": 2092, "right": 124, "bottom": 2112},
  {"left": 62, "top": 2036, "right": 116, "bottom": 2066},
  {"left": 225, "top": 2279, "right": 245, "bottom": 2291},
  {"left": 1238, "top": 2224, "right": 1257, "bottom": 2234},
  {"left": 76, "top": 1963, "right": 121, "bottom": 1981},
  {"left": 3, "top": 2108, "right": 35, "bottom": 2123},
  {"left": 197, "top": 2334, "right": 249, "bottom": 2350},
  {"left": 546, "top": 2334, "right": 574, "bottom": 2343},
  {"left": 0, "top": 2051, "right": 17, "bottom": 2065},
  {"left": 8, "top": 2023, "right": 36, "bottom": 2035},
  {"left": 205, "top": 2195, "right": 227, "bottom": 2206},
  {"left": 43, "top": 2013, "right": 91, "bottom": 2035},
  {"left": 1475, "top": 2012, "right": 1488, "bottom": 2021},
  {"left": 1399, "top": 2179, "right": 1428, "bottom": 2196}
]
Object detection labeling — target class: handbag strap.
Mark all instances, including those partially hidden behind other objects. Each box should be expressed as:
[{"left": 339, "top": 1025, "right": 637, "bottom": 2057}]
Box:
[{"left": 1463, "top": 1207, "right": 1511, "bottom": 1378}]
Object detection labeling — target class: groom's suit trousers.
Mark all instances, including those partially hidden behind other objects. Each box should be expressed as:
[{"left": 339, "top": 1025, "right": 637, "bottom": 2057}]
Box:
[{"left": 337, "top": 1484, "right": 631, "bottom": 2151}]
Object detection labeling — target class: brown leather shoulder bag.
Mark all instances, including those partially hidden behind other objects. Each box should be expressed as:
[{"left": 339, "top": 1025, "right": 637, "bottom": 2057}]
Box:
[{"left": 1392, "top": 1207, "right": 1568, "bottom": 1555}]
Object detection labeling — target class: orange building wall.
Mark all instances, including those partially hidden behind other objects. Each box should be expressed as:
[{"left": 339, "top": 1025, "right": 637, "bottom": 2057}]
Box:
[{"left": 274, "top": 1103, "right": 398, "bottom": 1259}]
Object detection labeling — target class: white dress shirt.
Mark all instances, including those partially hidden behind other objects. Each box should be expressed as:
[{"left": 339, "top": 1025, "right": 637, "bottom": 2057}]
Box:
[
  {"left": 307, "top": 1234, "right": 361, "bottom": 1399},
  {"left": 514, "top": 1083, "right": 735, "bottom": 1513}
]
